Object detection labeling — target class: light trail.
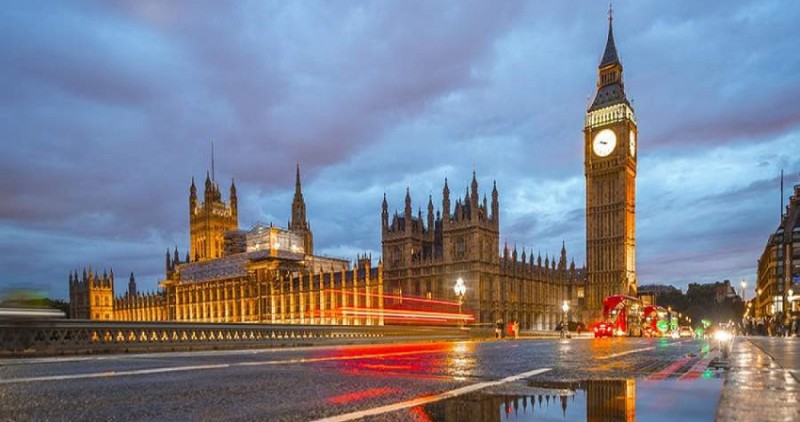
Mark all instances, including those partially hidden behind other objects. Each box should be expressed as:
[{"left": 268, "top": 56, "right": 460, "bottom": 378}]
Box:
[{"left": 0, "top": 345, "right": 459, "bottom": 385}]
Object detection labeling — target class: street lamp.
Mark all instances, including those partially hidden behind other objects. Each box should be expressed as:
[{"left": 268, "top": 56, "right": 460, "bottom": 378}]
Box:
[
  {"left": 561, "top": 301, "right": 570, "bottom": 338},
  {"left": 454, "top": 277, "right": 466, "bottom": 327}
]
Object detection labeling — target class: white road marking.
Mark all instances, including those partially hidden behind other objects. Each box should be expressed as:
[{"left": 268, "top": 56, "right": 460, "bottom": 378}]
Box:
[
  {"left": 311, "top": 367, "right": 552, "bottom": 422},
  {"left": 0, "top": 347, "right": 455, "bottom": 384},
  {"left": 598, "top": 346, "right": 655, "bottom": 360},
  {"left": 597, "top": 339, "right": 686, "bottom": 360},
  {"left": 0, "top": 364, "right": 230, "bottom": 384}
]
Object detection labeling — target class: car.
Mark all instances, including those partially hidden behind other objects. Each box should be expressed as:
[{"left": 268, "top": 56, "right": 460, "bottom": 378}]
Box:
[
  {"left": 678, "top": 326, "right": 693, "bottom": 338},
  {"left": 592, "top": 322, "right": 614, "bottom": 338}
]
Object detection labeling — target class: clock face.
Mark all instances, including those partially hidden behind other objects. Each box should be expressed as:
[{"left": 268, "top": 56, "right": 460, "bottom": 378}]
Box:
[
  {"left": 629, "top": 130, "right": 636, "bottom": 157},
  {"left": 593, "top": 129, "right": 617, "bottom": 157}
]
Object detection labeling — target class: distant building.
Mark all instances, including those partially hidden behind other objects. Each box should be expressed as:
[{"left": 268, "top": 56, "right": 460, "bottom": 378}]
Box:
[
  {"left": 755, "top": 183, "right": 800, "bottom": 319},
  {"left": 68, "top": 269, "right": 116, "bottom": 320},
  {"left": 382, "top": 173, "right": 584, "bottom": 330},
  {"left": 638, "top": 284, "right": 681, "bottom": 296},
  {"left": 686, "top": 280, "right": 739, "bottom": 303},
  {"left": 637, "top": 284, "right": 681, "bottom": 307},
  {"left": 70, "top": 166, "right": 383, "bottom": 325}
]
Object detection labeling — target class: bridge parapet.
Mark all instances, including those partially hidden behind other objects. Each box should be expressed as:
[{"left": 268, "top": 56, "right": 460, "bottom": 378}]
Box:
[{"left": 0, "top": 320, "right": 467, "bottom": 357}]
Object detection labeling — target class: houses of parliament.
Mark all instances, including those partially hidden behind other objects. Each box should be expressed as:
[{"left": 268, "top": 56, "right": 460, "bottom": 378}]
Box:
[{"left": 69, "top": 11, "right": 637, "bottom": 327}]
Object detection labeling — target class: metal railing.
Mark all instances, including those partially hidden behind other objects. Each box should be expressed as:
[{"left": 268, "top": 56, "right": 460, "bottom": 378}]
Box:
[{"left": 0, "top": 320, "right": 469, "bottom": 357}]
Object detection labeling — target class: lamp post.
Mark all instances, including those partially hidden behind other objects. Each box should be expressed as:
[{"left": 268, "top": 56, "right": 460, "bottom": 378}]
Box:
[
  {"left": 561, "top": 301, "right": 570, "bottom": 338},
  {"left": 454, "top": 277, "right": 466, "bottom": 328},
  {"left": 740, "top": 280, "right": 747, "bottom": 301},
  {"left": 790, "top": 289, "right": 796, "bottom": 337}
]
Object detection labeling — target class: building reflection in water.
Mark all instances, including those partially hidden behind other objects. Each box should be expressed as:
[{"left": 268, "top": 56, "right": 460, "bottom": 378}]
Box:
[
  {"left": 418, "top": 379, "right": 635, "bottom": 422},
  {"left": 586, "top": 379, "right": 635, "bottom": 422}
]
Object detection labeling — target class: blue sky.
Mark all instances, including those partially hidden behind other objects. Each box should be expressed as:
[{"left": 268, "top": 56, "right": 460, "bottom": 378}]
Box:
[{"left": 1, "top": 1, "right": 799, "bottom": 300}]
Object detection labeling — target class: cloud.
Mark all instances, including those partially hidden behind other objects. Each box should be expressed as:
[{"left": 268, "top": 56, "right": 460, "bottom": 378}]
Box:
[{"left": 1, "top": 0, "right": 799, "bottom": 299}]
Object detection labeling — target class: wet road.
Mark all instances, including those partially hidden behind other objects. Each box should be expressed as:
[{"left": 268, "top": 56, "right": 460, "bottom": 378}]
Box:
[{"left": 0, "top": 337, "right": 722, "bottom": 421}]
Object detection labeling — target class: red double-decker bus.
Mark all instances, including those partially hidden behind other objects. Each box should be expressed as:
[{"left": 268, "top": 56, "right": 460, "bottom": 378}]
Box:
[
  {"left": 594, "top": 295, "right": 643, "bottom": 338},
  {"left": 642, "top": 305, "right": 667, "bottom": 337}
]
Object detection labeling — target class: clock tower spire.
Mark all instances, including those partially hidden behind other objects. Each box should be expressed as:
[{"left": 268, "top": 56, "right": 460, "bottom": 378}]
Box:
[{"left": 584, "top": 7, "right": 638, "bottom": 320}]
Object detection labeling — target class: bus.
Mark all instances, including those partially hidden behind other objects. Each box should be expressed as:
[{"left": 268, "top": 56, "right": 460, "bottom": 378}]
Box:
[
  {"left": 0, "top": 288, "right": 66, "bottom": 320},
  {"left": 594, "top": 295, "right": 643, "bottom": 337},
  {"left": 642, "top": 305, "right": 668, "bottom": 337}
]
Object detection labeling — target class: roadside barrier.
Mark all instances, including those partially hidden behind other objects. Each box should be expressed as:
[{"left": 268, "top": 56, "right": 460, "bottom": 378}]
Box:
[{"left": 0, "top": 320, "right": 467, "bottom": 357}]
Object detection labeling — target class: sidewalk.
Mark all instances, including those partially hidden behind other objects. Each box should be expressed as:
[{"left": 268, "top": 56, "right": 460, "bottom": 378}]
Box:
[{"left": 715, "top": 337, "right": 800, "bottom": 421}]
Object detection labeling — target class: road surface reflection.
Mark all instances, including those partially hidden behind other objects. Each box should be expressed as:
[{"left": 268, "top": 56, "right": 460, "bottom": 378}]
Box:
[{"left": 415, "top": 377, "right": 722, "bottom": 422}]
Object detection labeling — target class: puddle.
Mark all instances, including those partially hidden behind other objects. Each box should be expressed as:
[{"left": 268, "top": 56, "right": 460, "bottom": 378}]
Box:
[{"left": 414, "top": 377, "right": 723, "bottom": 421}]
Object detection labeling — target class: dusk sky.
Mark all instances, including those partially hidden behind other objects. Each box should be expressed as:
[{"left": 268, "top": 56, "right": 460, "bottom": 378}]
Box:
[{"left": 2, "top": 1, "right": 799, "bottom": 300}]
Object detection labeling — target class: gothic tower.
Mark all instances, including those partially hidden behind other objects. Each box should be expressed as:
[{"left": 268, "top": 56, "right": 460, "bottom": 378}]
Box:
[
  {"left": 584, "top": 8, "right": 637, "bottom": 318},
  {"left": 290, "top": 164, "right": 314, "bottom": 255},
  {"left": 189, "top": 171, "right": 238, "bottom": 261},
  {"left": 381, "top": 173, "right": 499, "bottom": 321},
  {"left": 68, "top": 267, "right": 115, "bottom": 320}
]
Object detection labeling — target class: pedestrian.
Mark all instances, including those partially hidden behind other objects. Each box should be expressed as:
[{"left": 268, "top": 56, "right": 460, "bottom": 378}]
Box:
[
  {"left": 495, "top": 319, "right": 503, "bottom": 339},
  {"left": 513, "top": 320, "right": 519, "bottom": 339}
]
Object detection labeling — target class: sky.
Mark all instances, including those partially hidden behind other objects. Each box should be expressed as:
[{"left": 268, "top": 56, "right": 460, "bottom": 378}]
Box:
[{"left": 1, "top": 1, "right": 799, "bottom": 300}]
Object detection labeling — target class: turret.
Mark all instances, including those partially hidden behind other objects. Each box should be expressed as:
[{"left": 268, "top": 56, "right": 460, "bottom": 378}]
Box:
[
  {"left": 204, "top": 171, "right": 213, "bottom": 197},
  {"left": 427, "top": 195, "right": 434, "bottom": 232},
  {"left": 470, "top": 171, "right": 479, "bottom": 208},
  {"left": 381, "top": 193, "right": 389, "bottom": 229},
  {"left": 230, "top": 179, "right": 238, "bottom": 217},
  {"left": 442, "top": 178, "right": 451, "bottom": 227},
  {"left": 463, "top": 187, "right": 470, "bottom": 219},
  {"left": 290, "top": 164, "right": 313, "bottom": 254},
  {"left": 491, "top": 180, "right": 499, "bottom": 224},
  {"left": 189, "top": 177, "right": 197, "bottom": 213},
  {"left": 128, "top": 272, "right": 137, "bottom": 297},
  {"left": 165, "top": 248, "right": 172, "bottom": 272},
  {"left": 404, "top": 187, "right": 412, "bottom": 218}
]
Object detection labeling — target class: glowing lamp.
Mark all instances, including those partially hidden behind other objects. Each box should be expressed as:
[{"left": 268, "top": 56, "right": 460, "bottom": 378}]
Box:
[{"left": 453, "top": 278, "right": 466, "bottom": 298}]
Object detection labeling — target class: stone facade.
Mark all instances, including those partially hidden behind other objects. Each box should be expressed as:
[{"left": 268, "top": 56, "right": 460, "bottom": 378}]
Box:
[
  {"left": 68, "top": 268, "right": 115, "bottom": 320},
  {"left": 381, "top": 174, "right": 583, "bottom": 330},
  {"left": 69, "top": 167, "right": 386, "bottom": 325}
]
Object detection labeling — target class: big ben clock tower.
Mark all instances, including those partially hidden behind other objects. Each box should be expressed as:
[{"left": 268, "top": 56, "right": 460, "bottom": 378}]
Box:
[{"left": 585, "top": 8, "right": 637, "bottom": 318}]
